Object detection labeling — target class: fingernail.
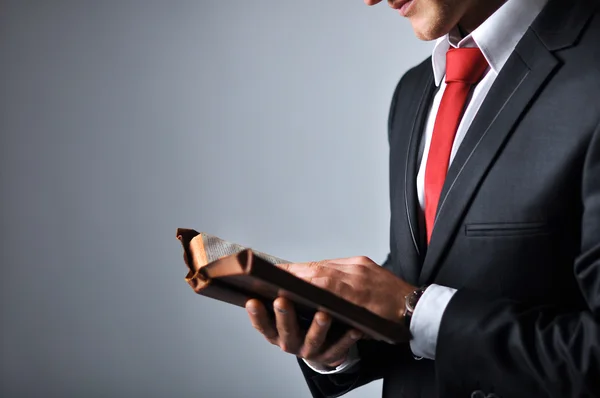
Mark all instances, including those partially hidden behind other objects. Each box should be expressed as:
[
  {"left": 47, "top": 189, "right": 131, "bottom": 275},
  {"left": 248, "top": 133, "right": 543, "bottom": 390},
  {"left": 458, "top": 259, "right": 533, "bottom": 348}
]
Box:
[
  {"left": 275, "top": 307, "right": 287, "bottom": 314},
  {"left": 350, "top": 331, "right": 361, "bottom": 340},
  {"left": 247, "top": 307, "right": 257, "bottom": 315},
  {"left": 316, "top": 317, "right": 328, "bottom": 326}
]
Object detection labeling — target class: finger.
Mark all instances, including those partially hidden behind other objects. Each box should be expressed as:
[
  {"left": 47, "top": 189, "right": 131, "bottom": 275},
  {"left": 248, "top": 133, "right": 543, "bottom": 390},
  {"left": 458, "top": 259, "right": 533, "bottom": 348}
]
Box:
[
  {"left": 307, "top": 276, "right": 356, "bottom": 300},
  {"left": 278, "top": 257, "right": 376, "bottom": 276},
  {"left": 299, "top": 311, "right": 331, "bottom": 359},
  {"left": 273, "top": 297, "right": 302, "bottom": 354},
  {"left": 323, "top": 256, "right": 373, "bottom": 264},
  {"left": 278, "top": 262, "right": 345, "bottom": 282},
  {"left": 246, "top": 299, "right": 278, "bottom": 343},
  {"left": 283, "top": 259, "right": 375, "bottom": 279},
  {"left": 277, "top": 263, "right": 356, "bottom": 298},
  {"left": 278, "top": 263, "right": 339, "bottom": 286},
  {"left": 277, "top": 261, "right": 324, "bottom": 276},
  {"left": 364, "top": 0, "right": 383, "bottom": 5},
  {"left": 314, "top": 329, "right": 362, "bottom": 366},
  {"left": 319, "top": 256, "right": 378, "bottom": 271},
  {"left": 313, "top": 262, "right": 366, "bottom": 276}
]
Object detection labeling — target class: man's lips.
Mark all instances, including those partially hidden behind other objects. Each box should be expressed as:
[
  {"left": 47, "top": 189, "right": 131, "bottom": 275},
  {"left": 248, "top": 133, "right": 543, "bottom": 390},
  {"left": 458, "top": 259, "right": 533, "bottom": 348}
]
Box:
[{"left": 390, "top": 0, "right": 415, "bottom": 16}]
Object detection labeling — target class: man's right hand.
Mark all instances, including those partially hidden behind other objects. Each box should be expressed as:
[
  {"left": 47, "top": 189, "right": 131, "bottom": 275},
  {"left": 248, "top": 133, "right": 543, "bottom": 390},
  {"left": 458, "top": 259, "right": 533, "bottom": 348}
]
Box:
[{"left": 245, "top": 297, "right": 362, "bottom": 369}]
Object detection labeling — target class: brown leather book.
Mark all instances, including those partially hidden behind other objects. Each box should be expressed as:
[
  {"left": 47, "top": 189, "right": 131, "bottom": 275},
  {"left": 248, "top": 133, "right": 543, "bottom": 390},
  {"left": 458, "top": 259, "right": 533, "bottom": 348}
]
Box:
[{"left": 176, "top": 228, "right": 407, "bottom": 344}]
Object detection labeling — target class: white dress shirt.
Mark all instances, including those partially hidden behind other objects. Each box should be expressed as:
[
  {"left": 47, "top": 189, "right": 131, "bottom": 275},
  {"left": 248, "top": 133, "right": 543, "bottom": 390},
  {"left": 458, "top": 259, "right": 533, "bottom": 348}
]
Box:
[{"left": 306, "top": 0, "right": 548, "bottom": 373}]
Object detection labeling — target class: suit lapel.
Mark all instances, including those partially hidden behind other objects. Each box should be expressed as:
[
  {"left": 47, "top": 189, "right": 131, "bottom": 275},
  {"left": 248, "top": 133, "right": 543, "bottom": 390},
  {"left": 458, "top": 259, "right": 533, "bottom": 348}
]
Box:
[
  {"left": 404, "top": 75, "right": 436, "bottom": 262},
  {"left": 387, "top": 61, "right": 435, "bottom": 284},
  {"left": 418, "top": 0, "right": 595, "bottom": 285}
]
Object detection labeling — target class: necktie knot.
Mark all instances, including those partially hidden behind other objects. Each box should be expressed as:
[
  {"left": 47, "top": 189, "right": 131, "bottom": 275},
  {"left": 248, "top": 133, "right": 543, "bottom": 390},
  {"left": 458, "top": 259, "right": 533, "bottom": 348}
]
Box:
[{"left": 445, "top": 47, "right": 488, "bottom": 84}]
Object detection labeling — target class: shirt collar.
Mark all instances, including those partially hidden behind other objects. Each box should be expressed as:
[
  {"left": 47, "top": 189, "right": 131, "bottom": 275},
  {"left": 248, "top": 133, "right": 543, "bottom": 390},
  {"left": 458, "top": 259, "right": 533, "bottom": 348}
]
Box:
[{"left": 431, "top": 0, "right": 548, "bottom": 86}]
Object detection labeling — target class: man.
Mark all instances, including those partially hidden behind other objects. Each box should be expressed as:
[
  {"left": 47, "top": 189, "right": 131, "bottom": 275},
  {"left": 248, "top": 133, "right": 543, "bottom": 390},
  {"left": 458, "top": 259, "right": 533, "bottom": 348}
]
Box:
[{"left": 245, "top": 0, "right": 600, "bottom": 396}]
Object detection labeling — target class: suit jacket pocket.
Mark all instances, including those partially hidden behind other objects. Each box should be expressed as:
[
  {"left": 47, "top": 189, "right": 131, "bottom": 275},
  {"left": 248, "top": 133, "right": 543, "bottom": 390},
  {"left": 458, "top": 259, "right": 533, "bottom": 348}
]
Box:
[{"left": 465, "top": 221, "right": 550, "bottom": 237}]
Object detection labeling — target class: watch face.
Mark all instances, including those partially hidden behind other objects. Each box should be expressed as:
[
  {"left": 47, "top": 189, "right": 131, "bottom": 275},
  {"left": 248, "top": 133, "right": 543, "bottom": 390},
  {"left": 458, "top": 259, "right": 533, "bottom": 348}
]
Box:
[
  {"left": 407, "top": 293, "right": 418, "bottom": 312},
  {"left": 407, "top": 289, "right": 425, "bottom": 312}
]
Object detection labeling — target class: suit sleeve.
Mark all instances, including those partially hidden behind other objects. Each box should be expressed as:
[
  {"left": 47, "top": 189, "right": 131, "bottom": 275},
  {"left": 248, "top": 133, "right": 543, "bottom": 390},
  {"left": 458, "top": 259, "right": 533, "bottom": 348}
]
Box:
[{"left": 436, "top": 121, "right": 600, "bottom": 397}]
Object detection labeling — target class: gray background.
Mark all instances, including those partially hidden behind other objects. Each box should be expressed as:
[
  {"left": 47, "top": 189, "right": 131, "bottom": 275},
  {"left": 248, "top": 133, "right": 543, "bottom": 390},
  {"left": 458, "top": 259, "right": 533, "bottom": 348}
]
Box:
[{"left": 0, "top": 1, "right": 430, "bottom": 397}]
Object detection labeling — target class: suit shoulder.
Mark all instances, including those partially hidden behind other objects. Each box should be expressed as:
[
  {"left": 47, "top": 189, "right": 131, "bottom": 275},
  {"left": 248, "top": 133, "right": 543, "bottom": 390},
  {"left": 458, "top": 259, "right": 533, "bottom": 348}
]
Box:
[
  {"left": 388, "top": 57, "right": 433, "bottom": 139},
  {"left": 390, "top": 56, "right": 432, "bottom": 105},
  {"left": 395, "top": 57, "right": 432, "bottom": 92},
  {"left": 567, "top": 8, "right": 600, "bottom": 73}
]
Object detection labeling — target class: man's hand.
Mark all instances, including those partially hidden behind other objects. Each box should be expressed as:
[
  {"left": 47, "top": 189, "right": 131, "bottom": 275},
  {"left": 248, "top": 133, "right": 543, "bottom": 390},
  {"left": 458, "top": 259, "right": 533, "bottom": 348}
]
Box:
[
  {"left": 278, "top": 256, "right": 416, "bottom": 324},
  {"left": 245, "top": 298, "right": 362, "bottom": 368},
  {"left": 245, "top": 256, "right": 415, "bottom": 369}
]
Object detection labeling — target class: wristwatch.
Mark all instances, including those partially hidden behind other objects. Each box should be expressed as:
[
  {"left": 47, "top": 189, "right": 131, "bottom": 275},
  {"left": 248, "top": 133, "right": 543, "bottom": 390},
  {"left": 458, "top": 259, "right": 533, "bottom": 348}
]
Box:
[{"left": 403, "top": 286, "right": 429, "bottom": 329}]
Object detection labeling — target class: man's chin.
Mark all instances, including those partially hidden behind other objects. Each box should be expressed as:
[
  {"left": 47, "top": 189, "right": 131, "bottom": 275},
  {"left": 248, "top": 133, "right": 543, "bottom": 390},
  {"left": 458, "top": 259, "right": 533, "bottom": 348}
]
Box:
[{"left": 409, "top": 19, "right": 452, "bottom": 41}]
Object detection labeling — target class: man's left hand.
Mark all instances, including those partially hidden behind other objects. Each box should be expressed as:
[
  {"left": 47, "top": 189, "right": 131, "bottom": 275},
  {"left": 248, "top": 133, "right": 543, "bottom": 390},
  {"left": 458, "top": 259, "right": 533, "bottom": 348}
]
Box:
[{"left": 278, "top": 256, "right": 416, "bottom": 326}]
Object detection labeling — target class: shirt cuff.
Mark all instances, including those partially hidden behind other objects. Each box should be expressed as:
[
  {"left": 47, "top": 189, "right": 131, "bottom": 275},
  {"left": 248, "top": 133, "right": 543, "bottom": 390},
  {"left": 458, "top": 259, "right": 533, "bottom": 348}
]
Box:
[
  {"left": 409, "top": 284, "right": 457, "bottom": 360},
  {"left": 302, "top": 344, "right": 360, "bottom": 374}
]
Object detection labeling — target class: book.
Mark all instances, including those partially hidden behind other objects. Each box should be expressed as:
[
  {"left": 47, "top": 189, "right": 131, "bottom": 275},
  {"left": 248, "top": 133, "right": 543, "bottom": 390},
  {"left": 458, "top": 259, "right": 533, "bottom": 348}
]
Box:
[{"left": 176, "top": 228, "right": 407, "bottom": 344}]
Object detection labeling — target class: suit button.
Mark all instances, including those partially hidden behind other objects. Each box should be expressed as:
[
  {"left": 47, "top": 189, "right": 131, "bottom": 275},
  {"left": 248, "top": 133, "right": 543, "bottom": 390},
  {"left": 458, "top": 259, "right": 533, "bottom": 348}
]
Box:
[
  {"left": 486, "top": 394, "right": 500, "bottom": 398},
  {"left": 471, "top": 391, "right": 486, "bottom": 398}
]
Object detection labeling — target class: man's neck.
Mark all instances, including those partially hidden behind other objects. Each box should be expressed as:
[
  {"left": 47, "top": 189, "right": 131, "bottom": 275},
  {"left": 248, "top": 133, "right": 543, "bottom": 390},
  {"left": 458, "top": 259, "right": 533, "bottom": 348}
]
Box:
[
  {"left": 456, "top": 24, "right": 469, "bottom": 39},
  {"left": 458, "top": 0, "right": 506, "bottom": 34}
]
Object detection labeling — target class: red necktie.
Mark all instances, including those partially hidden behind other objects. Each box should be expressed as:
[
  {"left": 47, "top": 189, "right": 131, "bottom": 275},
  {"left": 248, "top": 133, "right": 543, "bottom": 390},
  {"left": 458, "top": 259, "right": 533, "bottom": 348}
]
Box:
[{"left": 424, "top": 48, "right": 488, "bottom": 243}]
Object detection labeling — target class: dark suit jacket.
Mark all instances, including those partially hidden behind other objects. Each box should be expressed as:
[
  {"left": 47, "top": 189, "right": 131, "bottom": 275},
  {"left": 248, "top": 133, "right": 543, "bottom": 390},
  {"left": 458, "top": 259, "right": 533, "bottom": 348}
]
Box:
[{"left": 298, "top": 0, "right": 600, "bottom": 396}]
